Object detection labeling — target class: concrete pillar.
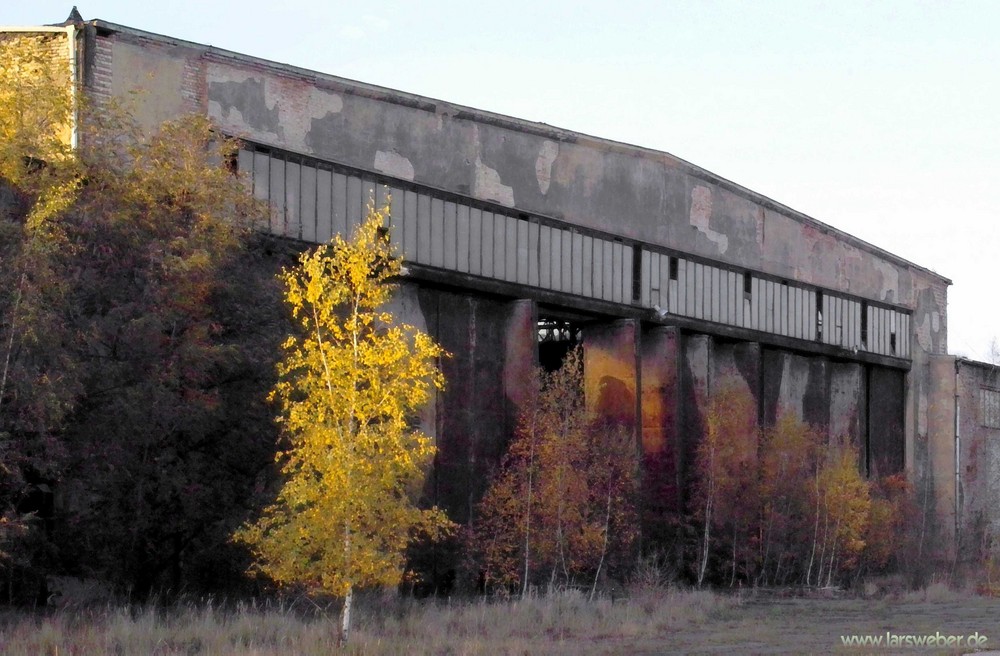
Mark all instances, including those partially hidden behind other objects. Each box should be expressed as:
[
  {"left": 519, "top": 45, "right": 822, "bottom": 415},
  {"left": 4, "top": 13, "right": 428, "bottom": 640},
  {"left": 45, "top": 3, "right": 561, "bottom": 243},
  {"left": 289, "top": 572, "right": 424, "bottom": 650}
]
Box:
[
  {"left": 927, "top": 356, "right": 957, "bottom": 559},
  {"left": 711, "top": 340, "right": 761, "bottom": 410},
  {"left": 503, "top": 300, "right": 537, "bottom": 415},
  {"left": 829, "top": 361, "right": 866, "bottom": 446},
  {"left": 761, "top": 350, "right": 823, "bottom": 429},
  {"left": 409, "top": 293, "right": 537, "bottom": 592},
  {"left": 640, "top": 326, "right": 682, "bottom": 546},
  {"left": 583, "top": 319, "right": 640, "bottom": 435},
  {"left": 679, "top": 334, "right": 711, "bottom": 503}
]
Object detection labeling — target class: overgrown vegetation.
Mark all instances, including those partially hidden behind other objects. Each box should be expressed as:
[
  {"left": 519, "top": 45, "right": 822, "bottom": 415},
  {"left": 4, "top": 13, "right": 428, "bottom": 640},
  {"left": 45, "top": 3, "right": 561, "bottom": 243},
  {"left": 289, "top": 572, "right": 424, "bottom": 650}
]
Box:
[
  {"left": 1, "top": 35, "right": 281, "bottom": 601},
  {"left": 468, "top": 348, "right": 638, "bottom": 597},
  {"left": 690, "top": 379, "right": 921, "bottom": 589}
]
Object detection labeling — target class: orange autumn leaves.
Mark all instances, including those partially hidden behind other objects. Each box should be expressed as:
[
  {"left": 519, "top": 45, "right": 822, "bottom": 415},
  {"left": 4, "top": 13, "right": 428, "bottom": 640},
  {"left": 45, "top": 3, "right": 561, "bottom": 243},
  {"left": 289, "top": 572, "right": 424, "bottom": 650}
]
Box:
[
  {"left": 694, "top": 381, "right": 915, "bottom": 587},
  {"left": 470, "top": 349, "right": 639, "bottom": 594}
]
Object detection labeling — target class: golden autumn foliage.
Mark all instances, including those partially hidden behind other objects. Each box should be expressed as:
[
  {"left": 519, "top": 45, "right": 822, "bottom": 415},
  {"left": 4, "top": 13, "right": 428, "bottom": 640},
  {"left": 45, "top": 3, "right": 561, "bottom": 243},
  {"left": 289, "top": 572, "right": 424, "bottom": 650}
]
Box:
[
  {"left": 471, "top": 348, "right": 638, "bottom": 595},
  {"left": 0, "top": 34, "right": 80, "bottom": 233},
  {"left": 692, "top": 380, "right": 917, "bottom": 588},
  {"left": 758, "top": 413, "right": 823, "bottom": 585},
  {"left": 693, "top": 379, "right": 758, "bottom": 587},
  {"left": 235, "top": 209, "right": 453, "bottom": 641},
  {"left": 809, "top": 440, "right": 871, "bottom": 586}
]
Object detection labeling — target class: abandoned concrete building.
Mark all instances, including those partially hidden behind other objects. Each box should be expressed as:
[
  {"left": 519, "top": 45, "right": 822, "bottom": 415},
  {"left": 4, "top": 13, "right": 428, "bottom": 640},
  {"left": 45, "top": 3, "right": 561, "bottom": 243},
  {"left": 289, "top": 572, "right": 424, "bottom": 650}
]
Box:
[{"left": 6, "top": 14, "right": 993, "bottom": 561}]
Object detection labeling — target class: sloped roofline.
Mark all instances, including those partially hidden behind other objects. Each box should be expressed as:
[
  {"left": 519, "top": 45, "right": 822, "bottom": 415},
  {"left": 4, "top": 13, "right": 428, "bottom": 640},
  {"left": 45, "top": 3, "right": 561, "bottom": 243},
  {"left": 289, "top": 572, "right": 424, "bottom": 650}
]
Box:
[{"left": 77, "top": 18, "right": 950, "bottom": 285}]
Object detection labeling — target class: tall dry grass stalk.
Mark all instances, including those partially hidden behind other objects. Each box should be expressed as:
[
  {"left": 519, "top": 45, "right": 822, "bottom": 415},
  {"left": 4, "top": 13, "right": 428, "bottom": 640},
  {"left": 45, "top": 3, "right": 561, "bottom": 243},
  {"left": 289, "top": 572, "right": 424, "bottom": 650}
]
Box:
[{"left": 0, "top": 589, "right": 738, "bottom": 655}]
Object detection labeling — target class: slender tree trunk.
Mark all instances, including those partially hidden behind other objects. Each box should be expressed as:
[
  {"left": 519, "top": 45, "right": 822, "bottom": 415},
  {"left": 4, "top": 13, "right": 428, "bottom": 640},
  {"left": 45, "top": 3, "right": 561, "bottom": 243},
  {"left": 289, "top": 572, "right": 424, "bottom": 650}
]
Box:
[
  {"left": 557, "top": 461, "right": 568, "bottom": 584},
  {"left": 826, "top": 516, "right": 842, "bottom": 588},
  {"left": 522, "top": 424, "right": 535, "bottom": 598},
  {"left": 816, "top": 511, "right": 829, "bottom": 588},
  {"left": 917, "top": 469, "right": 930, "bottom": 562},
  {"left": 730, "top": 522, "right": 738, "bottom": 587},
  {"left": 0, "top": 272, "right": 25, "bottom": 418},
  {"left": 697, "top": 481, "right": 713, "bottom": 588},
  {"left": 758, "top": 510, "right": 773, "bottom": 587},
  {"left": 590, "top": 483, "right": 613, "bottom": 602},
  {"left": 339, "top": 585, "right": 353, "bottom": 646},
  {"left": 806, "top": 472, "right": 821, "bottom": 586},
  {"left": 826, "top": 540, "right": 838, "bottom": 588}
]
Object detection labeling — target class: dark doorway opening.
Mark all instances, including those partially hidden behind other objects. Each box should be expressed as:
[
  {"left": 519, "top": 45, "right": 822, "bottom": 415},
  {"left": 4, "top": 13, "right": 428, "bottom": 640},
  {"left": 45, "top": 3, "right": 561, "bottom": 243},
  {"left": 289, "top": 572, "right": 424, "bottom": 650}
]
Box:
[{"left": 537, "top": 317, "right": 582, "bottom": 372}]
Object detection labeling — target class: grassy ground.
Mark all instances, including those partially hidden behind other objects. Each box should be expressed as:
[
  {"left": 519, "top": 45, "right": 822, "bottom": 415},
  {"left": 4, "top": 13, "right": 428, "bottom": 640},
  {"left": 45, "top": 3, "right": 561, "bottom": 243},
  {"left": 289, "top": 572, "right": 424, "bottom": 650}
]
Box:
[{"left": 1, "top": 585, "right": 999, "bottom": 655}]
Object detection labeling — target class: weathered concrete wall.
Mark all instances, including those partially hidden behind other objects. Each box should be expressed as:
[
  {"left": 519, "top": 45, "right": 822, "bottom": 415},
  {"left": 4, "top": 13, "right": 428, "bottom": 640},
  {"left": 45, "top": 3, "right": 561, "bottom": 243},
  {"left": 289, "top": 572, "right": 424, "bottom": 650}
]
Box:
[
  {"left": 196, "top": 48, "right": 948, "bottom": 328},
  {"left": 829, "top": 362, "right": 866, "bottom": 444},
  {"left": 678, "top": 334, "right": 710, "bottom": 512},
  {"left": 958, "top": 362, "right": 1000, "bottom": 544},
  {"left": 761, "top": 350, "right": 829, "bottom": 430}
]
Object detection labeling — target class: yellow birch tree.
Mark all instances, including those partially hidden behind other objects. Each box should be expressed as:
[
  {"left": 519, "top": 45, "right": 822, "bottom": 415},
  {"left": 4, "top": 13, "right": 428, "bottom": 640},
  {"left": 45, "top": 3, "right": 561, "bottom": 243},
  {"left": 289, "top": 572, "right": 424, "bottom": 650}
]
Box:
[{"left": 235, "top": 208, "right": 452, "bottom": 644}]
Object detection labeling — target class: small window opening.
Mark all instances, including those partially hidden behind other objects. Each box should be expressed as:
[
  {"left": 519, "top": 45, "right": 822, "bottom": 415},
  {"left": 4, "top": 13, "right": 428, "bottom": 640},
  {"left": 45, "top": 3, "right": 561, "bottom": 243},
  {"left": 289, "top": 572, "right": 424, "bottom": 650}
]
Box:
[
  {"left": 669, "top": 257, "right": 679, "bottom": 281},
  {"left": 816, "top": 290, "right": 824, "bottom": 341},
  {"left": 860, "top": 301, "right": 869, "bottom": 349},
  {"left": 743, "top": 272, "right": 753, "bottom": 298},
  {"left": 890, "top": 330, "right": 897, "bottom": 355},
  {"left": 631, "top": 245, "right": 642, "bottom": 303},
  {"left": 537, "top": 317, "right": 582, "bottom": 372},
  {"left": 981, "top": 388, "right": 1000, "bottom": 429}
]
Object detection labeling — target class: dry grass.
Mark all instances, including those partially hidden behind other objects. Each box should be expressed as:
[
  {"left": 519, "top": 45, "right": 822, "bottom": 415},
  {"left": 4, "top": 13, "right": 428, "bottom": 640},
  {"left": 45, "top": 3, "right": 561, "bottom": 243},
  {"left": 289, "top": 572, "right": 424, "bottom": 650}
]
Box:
[
  {"left": 1, "top": 585, "right": 999, "bottom": 655},
  {"left": 0, "top": 588, "right": 737, "bottom": 656}
]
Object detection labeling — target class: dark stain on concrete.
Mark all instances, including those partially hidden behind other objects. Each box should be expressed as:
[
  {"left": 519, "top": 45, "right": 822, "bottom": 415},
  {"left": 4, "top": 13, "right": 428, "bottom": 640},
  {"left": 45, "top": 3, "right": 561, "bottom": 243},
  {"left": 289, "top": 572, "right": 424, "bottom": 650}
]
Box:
[
  {"left": 208, "top": 78, "right": 281, "bottom": 137},
  {"left": 803, "top": 358, "right": 829, "bottom": 429}
]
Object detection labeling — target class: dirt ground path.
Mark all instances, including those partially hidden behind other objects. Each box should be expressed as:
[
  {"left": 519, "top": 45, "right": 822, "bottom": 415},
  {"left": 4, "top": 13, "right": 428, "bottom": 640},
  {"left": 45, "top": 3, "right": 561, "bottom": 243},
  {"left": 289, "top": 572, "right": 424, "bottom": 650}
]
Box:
[{"left": 609, "top": 596, "right": 1000, "bottom": 655}]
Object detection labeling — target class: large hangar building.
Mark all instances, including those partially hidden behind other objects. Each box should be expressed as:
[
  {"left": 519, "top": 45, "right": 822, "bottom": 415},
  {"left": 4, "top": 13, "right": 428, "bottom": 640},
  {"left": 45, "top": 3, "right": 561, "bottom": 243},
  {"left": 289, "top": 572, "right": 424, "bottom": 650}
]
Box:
[{"left": 5, "top": 14, "right": 969, "bottom": 558}]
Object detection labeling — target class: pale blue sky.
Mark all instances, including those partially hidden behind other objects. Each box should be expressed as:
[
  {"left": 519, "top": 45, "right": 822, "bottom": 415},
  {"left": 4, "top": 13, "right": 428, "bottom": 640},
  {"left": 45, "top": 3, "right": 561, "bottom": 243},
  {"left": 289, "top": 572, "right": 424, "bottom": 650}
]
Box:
[{"left": 6, "top": 1, "right": 999, "bottom": 359}]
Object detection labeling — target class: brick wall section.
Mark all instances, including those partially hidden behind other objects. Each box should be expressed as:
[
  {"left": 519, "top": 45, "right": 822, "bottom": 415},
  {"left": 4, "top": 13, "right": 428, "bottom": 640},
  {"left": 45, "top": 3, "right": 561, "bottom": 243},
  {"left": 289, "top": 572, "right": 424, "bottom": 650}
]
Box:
[
  {"left": 183, "top": 55, "right": 207, "bottom": 114},
  {"left": 90, "top": 34, "right": 113, "bottom": 107},
  {"left": 0, "top": 31, "right": 69, "bottom": 60},
  {"left": 934, "top": 282, "right": 949, "bottom": 354}
]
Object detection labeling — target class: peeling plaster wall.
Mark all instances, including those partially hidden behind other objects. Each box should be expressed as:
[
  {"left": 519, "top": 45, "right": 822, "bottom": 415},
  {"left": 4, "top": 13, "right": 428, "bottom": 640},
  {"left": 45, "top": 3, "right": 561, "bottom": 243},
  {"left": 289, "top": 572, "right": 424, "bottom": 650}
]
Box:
[
  {"left": 90, "top": 30, "right": 949, "bottom": 361},
  {"left": 195, "top": 52, "right": 948, "bottom": 318}
]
